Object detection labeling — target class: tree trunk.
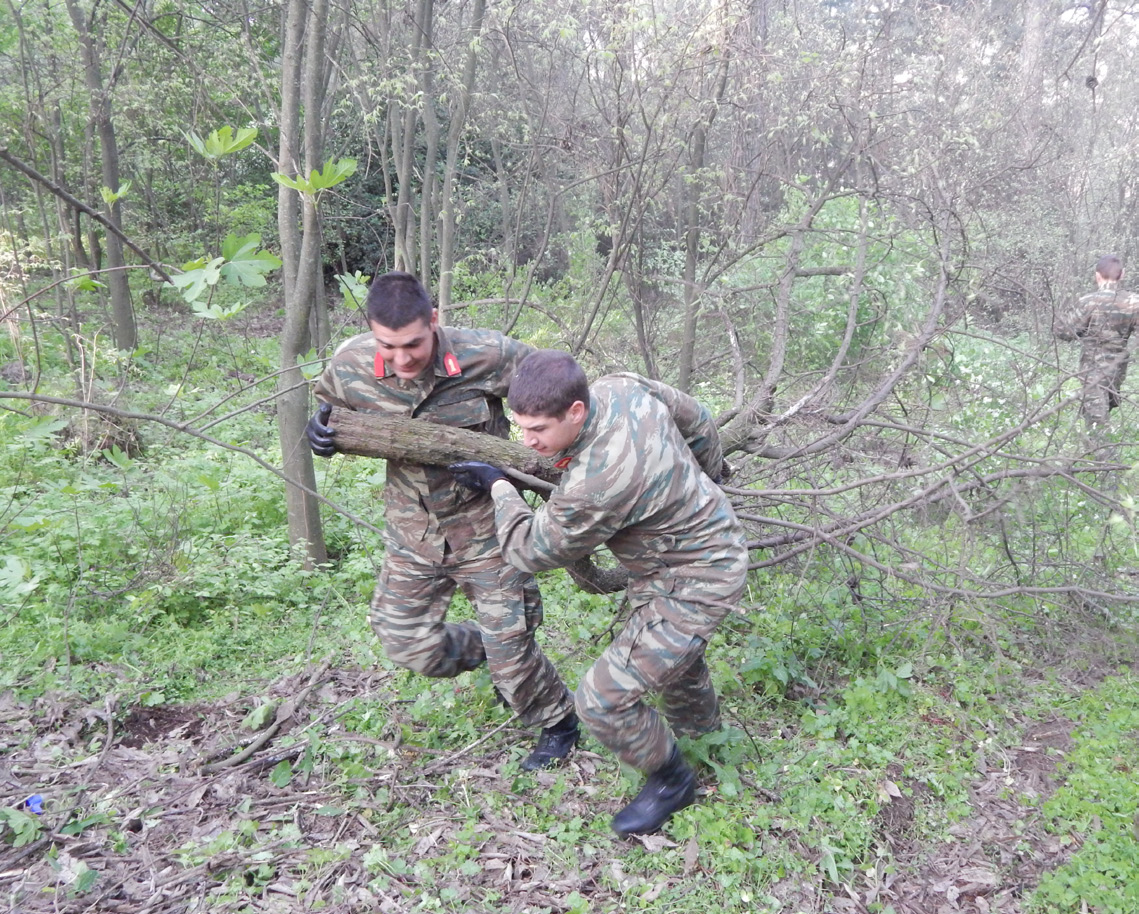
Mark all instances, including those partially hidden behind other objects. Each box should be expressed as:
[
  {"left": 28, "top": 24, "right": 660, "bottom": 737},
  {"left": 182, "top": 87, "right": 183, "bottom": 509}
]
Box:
[
  {"left": 65, "top": 0, "right": 136, "bottom": 351},
  {"left": 436, "top": 0, "right": 487, "bottom": 311},
  {"left": 276, "top": 0, "right": 327, "bottom": 568}
]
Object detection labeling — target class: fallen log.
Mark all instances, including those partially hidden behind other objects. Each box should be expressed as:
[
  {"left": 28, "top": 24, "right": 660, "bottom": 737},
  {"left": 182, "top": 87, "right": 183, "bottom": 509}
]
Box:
[
  {"left": 328, "top": 407, "right": 562, "bottom": 487},
  {"left": 327, "top": 407, "right": 627, "bottom": 594}
]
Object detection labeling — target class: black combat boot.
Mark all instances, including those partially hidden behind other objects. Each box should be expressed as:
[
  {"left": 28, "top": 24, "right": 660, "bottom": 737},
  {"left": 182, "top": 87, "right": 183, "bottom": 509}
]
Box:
[
  {"left": 611, "top": 745, "right": 696, "bottom": 837},
  {"left": 521, "top": 712, "right": 580, "bottom": 771}
]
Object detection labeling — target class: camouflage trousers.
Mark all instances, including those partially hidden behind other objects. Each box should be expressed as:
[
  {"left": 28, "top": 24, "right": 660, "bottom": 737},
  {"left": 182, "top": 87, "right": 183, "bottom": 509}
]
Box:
[
  {"left": 370, "top": 548, "right": 573, "bottom": 729},
  {"left": 1079, "top": 347, "right": 1131, "bottom": 424},
  {"left": 575, "top": 591, "right": 733, "bottom": 773}
]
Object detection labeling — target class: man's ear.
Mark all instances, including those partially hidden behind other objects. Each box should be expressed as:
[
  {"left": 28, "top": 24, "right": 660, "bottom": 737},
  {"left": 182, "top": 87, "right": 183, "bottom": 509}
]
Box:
[{"left": 568, "top": 400, "right": 587, "bottom": 424}]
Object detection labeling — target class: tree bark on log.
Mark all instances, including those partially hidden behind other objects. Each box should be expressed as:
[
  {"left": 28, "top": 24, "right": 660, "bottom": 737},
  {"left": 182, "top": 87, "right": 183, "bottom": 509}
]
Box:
[
  {"left": 328, "top": 407, "right": 628, "bottom": 594},
  {"left": 329, "top": 407, "right": 563, "bottom": 486}
]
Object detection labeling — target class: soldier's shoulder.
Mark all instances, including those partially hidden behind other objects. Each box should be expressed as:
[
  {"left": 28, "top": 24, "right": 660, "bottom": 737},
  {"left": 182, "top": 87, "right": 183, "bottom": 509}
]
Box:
[
  {"left": 331, "top": 331, "right": 377, "bottom": 360},
  {"left": 596, "top": 372, "right": 649, "bottom": 394},
  {"left": 446, "top": 325, "right": 504, "bottom": 344}
]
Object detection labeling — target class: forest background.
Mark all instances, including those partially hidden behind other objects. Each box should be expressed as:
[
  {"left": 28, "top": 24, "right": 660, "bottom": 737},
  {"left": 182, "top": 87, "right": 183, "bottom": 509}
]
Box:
[{"left": 3, "top": 0, "right": 1139, "bottom": 912}]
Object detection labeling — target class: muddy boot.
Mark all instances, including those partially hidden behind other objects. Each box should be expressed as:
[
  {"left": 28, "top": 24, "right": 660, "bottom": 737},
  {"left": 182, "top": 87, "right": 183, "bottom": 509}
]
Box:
[
  {"left": 521, "top": 712, "right": 580, "bottom": 771},
  {"left": 611, "top": 745, "right": 696, "bottom": 838}
]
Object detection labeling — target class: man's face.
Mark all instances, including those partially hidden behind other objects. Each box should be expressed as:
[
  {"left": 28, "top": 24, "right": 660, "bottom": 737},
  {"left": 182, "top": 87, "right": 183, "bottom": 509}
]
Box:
[
  {"left": 370, "top": 313, "right": 438, "bottom": 379},
  {"left": 513, "top": 401, "right": 587, "bottom": 456}
]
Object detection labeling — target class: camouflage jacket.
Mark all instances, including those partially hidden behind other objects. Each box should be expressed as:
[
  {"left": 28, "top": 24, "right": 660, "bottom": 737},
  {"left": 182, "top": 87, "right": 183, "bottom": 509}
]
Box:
[
  {"left": 492, "top": 373, "right": 748, "bottom": 618},
  {"left": 1056, "top": 281, "right": 1139, "bottom": 354},
  {"left": 314, "top": 325, "right": 533, "bottom": 561}
]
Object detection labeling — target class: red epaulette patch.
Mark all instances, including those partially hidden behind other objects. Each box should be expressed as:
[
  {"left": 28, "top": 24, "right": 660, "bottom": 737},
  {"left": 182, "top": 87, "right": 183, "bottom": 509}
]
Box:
[
  {"left": 554, "top": 456, "right": 572, "bottom": 470},
  {"left": 374, "top": 351, "right": 386, "bottom": 378},
  {"left": 443, "top": 351, "right": 462, "bottom": 377}
]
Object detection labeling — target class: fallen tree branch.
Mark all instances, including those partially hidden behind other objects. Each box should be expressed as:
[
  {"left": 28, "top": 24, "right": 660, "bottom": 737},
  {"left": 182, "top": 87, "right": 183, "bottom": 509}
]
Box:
[
  {"left": 200, "top": 659, "right": 331, "bottom": 774},
  {"left": 328, "top": 407, "right": 562, "bottom": 485}
]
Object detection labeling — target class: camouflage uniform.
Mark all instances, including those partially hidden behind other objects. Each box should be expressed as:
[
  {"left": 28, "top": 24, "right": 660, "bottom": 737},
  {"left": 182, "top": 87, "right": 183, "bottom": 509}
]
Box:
[
  {"left": 491, "top": 373, "right": 749, "bottom": 773},
  {"left": 1056, "top": 281, "right": 1139, "bottom": 424},
  {"left": 314, "top": 325, "right": 572, "bottom": 729}
]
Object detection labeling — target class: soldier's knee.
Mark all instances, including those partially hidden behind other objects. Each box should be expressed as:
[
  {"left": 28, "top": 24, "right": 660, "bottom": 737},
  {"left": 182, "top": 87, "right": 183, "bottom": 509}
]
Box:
[{"left": 574, "top": 682, "right": 610, "bottom": 731}]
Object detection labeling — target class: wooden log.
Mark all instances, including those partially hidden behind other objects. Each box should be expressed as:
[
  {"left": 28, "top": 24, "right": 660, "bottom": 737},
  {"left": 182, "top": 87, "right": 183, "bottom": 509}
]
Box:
[
  {"left": 327, "top": 407, "right": 628, "bottom": 594},
  {"left": 328, "top": 407, "right": 563, "bottom": 486}
]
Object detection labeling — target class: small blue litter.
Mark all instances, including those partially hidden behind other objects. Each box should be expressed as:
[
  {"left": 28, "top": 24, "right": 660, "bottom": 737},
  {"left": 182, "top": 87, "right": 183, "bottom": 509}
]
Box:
[{"left": 24, "top": 795, "right": 43, "bottom": 815}]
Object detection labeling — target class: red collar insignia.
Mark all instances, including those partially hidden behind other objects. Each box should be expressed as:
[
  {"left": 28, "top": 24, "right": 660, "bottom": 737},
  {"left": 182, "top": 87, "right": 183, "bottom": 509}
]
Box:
[
  {"left": 374, "top": 351, "right": 386, "bottom": 378},
  {"left": 443, "top": 351, "right": 462, "bottom": 377},
  {"left": 554, "top": 456, "right": 572, "bottom": 470}
]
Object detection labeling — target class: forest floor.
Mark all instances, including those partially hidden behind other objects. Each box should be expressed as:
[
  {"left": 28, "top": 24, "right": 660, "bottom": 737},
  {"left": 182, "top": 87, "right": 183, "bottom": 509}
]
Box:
[{"left": 2, "top": 626, "right": 1133, "bottom": 914}]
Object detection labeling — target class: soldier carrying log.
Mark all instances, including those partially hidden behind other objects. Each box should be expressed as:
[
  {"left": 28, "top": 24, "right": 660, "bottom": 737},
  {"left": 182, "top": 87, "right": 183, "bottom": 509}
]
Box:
[{"left": 305, "top": 272, "right": 579, "bottom": 770}]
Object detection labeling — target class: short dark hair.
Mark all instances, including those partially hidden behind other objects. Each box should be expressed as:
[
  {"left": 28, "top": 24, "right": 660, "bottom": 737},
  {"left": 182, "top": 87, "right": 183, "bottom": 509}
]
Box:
[
  {"left": 509, "top": 350, "right": 590, "bottom": 417},
  {"left": 366, "top": 271, "right": 434, "bottom": 329},
  {"left": 1096, "top": 254, "right": 1124, "bottom": 282}
]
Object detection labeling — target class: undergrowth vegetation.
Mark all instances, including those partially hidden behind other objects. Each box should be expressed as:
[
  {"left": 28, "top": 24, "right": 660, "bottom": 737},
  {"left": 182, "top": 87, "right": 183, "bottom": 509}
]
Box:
[{"left": 3, "top": 295, "right": 1139, "bottom": 912}]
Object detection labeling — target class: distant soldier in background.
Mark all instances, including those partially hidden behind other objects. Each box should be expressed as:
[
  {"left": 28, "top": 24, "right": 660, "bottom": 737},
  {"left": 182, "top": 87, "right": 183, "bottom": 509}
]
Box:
[
  {"left": 1056, "top": 254, "right": 1139, "bottom": 426},
  {"left": 450, "top": 350, "right": 748, "bottom": 838}
]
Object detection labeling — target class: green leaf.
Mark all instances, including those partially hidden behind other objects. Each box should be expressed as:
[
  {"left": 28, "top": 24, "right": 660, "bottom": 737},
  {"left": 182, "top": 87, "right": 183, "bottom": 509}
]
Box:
[
  {"left": 70, "top": 863, "right": 99, "bottom": 896},
  {"left": 100, "top": 444, "right": 134, "bottom": 470},
  {"left": 66, "top": 274, "right": 106, "bottom": 292},
  {"left": 313, "top": 806, "right": 344, "bottom": 817},
  {"left": 336, "top": 271, "right": 370, "bottom": 311},
  {"left": 271, "top": 157, "right": 357, "bottom": 195},
  {"left": 186, "top": 125, "right": 258, "bottom": 161},
  {"left": 15, "top": 416, "right": 68, "bottom": 442},
  {"left": 0, "top": 808, "right": 43, "bottom": 847},
  {"left": 191, "top": 299, "right": 250, "bottom": 321},
  {"left": 0, "top": 554, "right": 40, "bottom": 598},
  {"left": 308, "top": 157, "right": 357, "bottom": 190},
  {"left": 270, "top": 760, "right": 293, "bottom": 788},
  {"left": 100, "top": 181, "right": 131, "bottom": 205},
  {"left": 244, "top": 701, "right": 278, "bottom": 731},
  {"left": 169, "top": 257, "right": 224, "bottom": 303},
  {"left": 218, "top": 233, "right": 282, "bottom": 287},
  {"left": 299, "top": 347, "right": 323, "bottom": 381},
  {"left": 60, "top": 813, "right": 111, "bottom": 837}
]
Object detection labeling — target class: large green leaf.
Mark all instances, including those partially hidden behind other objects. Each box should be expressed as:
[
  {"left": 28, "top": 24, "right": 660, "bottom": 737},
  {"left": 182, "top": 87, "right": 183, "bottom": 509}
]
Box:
[
  {"left": 271, "top": 157, "right": 357, "bottom": 195},
  {"left": 218, "top": 233, "right": 282, "bottom": 287},
  {"left": 169, "top": 256, "right": 224, "bottom": 302},
  {"left": 186, "top": 125, "right": 258, "bottom": 161}
]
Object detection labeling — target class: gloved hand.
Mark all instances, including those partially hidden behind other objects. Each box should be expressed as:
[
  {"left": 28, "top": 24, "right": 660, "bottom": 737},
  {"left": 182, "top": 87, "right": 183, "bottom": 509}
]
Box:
[
  {"left": 306, "top": 403, "right": 337, "bottom": 457},
  {"left": 449, "top": 461, "right": 509, "bottom": 492}
]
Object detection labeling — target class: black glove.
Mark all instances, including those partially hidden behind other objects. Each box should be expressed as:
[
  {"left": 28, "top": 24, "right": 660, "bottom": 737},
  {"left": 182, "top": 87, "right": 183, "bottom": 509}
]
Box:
[
  {"left": 306, "top": 403, "right": 337, "bottom": 457},
  {"left": 449, "top": 461, "right": 509, "bottom": 492}
]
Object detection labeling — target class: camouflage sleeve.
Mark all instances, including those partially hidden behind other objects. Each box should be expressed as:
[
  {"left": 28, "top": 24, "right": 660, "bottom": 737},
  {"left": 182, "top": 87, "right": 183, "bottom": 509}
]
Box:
[
  {"left": 312, "top": 364, "right": 349, "bottom": 408},
  {"left": 491, "top": 479, "right": 626, "bottom": 574},
  {"left": 609, "top": 373, "right": 724, "bottom": 479},
  {"left": 1055, "top": 296, "right": 1090, "bottom": 341}
]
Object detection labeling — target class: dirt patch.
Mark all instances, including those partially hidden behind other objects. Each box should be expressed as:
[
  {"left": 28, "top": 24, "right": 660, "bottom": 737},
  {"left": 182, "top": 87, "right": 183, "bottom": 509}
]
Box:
[
  {"left": 859, "top": 713, "right": 1076, "bottom": 914},
  {"left": 120, "top": 704, "right": 207, "bottom": 749}
]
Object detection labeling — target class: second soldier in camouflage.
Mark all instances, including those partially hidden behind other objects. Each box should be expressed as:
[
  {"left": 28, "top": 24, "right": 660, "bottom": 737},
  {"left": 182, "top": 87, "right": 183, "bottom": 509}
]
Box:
[{"left": 450, "top": 350, "right": 749, "bottom": 837}]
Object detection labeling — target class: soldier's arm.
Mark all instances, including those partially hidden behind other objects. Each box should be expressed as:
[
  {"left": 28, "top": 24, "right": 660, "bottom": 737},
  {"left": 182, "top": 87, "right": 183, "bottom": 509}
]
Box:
[
  {"left": 491, "top": 478, "right": 626, "bottom": 574},
  {"left": 312, "top": 366, "right": 353, "bottom": 409},
  {"left": 1055, "top": 297, "right": 1090, "bottom": 341}
]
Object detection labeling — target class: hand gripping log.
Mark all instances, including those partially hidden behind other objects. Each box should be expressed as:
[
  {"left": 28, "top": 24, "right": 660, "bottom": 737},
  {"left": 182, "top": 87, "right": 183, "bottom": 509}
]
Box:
[{"left": 325, "top": 407, "right": 626, "bottom": 594}]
